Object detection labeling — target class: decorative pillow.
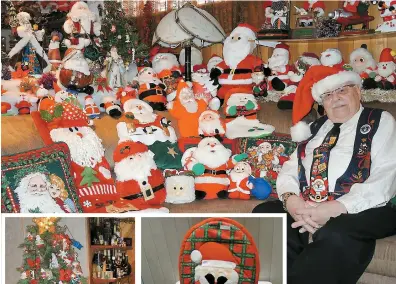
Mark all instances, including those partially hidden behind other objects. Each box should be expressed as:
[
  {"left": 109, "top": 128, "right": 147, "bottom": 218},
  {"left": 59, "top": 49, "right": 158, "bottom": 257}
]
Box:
[
  {"left": 237, "top": 133, "right": 297, "bottom": 198},
  {"left": 178, "top": 137, "right": 238, "bottom": 153},
  {"left": 1, "top": 142, "right": 83, "bottom": 213}
]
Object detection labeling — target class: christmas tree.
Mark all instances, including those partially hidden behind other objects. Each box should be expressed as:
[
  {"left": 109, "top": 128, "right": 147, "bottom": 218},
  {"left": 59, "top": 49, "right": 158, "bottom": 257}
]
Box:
[
  {"left": 1, "top": 51, "right": 12, "bottom": 80},
  {"left": 101, "top": 1, "right": 149, "bottom": 65},
  {"left": 17, "top": 217, "right": 87, "bottom": 284}
]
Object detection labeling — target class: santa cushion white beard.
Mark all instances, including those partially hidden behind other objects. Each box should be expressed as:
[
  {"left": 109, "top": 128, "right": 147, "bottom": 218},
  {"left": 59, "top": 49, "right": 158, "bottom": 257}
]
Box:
[
  {"left": 223, "top": 36, "right": 252, "bottom": 69},
  {"left": 164, "top": 174, "right": 195, "bottom": 204},
  {"left": 193, "top": 140, "right": 231, "bottom": 169},
  {"left": 14, "top": 173, "right": 64, "bottom": 213},
  {"left": 114, "top": 151, "right": 157, "bottom": 182},
  {"left": 320, "top": 49, "right": 343, "bottom": 67}
]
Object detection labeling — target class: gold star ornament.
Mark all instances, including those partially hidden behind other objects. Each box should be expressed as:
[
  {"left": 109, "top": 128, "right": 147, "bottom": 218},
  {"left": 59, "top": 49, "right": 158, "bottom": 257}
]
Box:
[{"left": 33, "top": 217, "right": 59, "bottom": 234}]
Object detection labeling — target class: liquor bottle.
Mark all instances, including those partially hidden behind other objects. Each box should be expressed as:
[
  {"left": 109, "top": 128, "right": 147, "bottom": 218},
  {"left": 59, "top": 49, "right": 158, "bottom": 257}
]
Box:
[
  {"left": 97, "top": 218, "right": 104, "bottom": 245},
  {"left": 102, "top": 250, "right": 107, "bottom": 277},
  {"left": 106, "top": 249, "right": 113, "bottom": 278},
  {"left": 123, "top": 253, "right": 132, "bottom": 276},
  {"left": 103, "top": 219, "right": 112, "bottom": 245},
  {"left": 112, "top": 249, "right": 118, "bottom": 278},
  {"left": 90, "top": 218, "right": 96, "bottom": 245}
]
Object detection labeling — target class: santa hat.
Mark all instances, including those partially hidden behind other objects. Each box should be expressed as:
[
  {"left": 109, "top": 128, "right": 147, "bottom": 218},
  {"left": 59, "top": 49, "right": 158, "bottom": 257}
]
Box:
[
  {"left": 224, "top": 87, "right": 255, "bottom": 105},
  {"left": 113, "top": 141, "right": 149, "bottom": 163},
  {"left": 193, "top": 64, "right": 208, "bottom": 73},
  {"left": 85, "top": 95, "right": 93, "bottom": 101},
  {"left": 190, "top": 242, "right": 238, "bottom": 269},
  {"left": 232, "top": 23, "right": 258, "bottom": 41},
  {"left": 291, "top": 65, "right": 361, "bottom": 142},
  {"left": 379, "top": 48, "right": 396, "bottom": 63},
  {"left": 274, "top": 43, "right": 290, "bottom": 60}
]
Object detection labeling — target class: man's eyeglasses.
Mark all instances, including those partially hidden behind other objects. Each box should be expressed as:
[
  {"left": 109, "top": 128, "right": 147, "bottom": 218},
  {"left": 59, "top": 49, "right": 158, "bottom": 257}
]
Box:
[{"left": 321, "top": 84, "right": 356, "bottom": 102}]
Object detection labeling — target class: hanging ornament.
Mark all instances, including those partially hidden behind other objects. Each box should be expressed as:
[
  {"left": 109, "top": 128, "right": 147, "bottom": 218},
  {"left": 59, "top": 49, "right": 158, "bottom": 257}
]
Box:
[
  {"left": 118, "top": 35, "right": 122, "bottom": 39},
  {"left": 58, "top": 250, "right": 68, "bottom": 259},
  {"left": 71, "top": 239, "right": 83, "bottom": 250},
  {"left": 50, "top": 253, "right": 59, "bottom": 269},
  {"left": 132, "top": 48, "right": 136, "bottom": 62},
  {"left": 41, "top": 268, "right": 46, "bottom": 279},
  {"left": 33, "top": 217, "right": 59, "bottom": 234},
  {"left": 59, "top": 269, "right": 72, "bottom": 282},
  {"left": 111, "top": 25, "right": 116, "bottom": 33},
  {"left": 20, "top": 271, "right": 27, "bottom": 279},
  {"left": 72, "top": 261, "right": 83, "bottom": 275},
  {"left": 125, "top": 35, "right": 131, "bottom": 43},
  {"left": 35, "top": 235, "right": 44, "bottom": 248},
  {"left": 26, "top": 232, "right": 34, "bottom": 241}
]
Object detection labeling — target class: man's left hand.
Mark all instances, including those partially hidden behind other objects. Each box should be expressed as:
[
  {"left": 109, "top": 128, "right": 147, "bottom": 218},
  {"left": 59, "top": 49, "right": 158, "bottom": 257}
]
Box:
[{"left": 292, "top": 201, "right": 347, "bottom": 228}]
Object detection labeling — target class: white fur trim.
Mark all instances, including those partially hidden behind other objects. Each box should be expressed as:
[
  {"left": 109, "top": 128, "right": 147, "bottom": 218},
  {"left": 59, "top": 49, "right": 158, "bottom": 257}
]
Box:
[
  {"left": 194, "top": 176, "right": 230, "bottom": 185},
  {"left": 312, "top": 71, "right": 362, "bottom": 103},
  {"left": 290, "top": 121, "right": 311, "bottom": 142},
  {"left": 202, "top": 260, "right": 236, "bottom": 269},
  {"left": 219, "top": 78, "right": 253, "bottom": 85},
  {"left": 191, "top": 250, "right": 202, "bottom": 263}
]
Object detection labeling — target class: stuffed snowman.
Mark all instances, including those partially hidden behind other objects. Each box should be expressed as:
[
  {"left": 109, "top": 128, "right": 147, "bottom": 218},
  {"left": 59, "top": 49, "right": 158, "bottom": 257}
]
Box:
[
  {"left": 375, "top": 48, "right": 396, "bottom": 90},
  {"left": 192, "top": 65, "right": 221, "bottom": 110},
  {"left": 376, "top": 1, "right": 396, "bottom": 33},
  {"left": 349, "top": 44, "right": 378, "bottom": 89},
  {"left": 137, "top": 67, "right": 167, "bottom": 111}
]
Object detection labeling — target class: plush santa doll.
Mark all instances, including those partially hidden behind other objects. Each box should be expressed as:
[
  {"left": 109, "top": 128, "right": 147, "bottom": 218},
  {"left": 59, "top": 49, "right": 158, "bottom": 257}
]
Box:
[
  {"left": 349, "top": 44, "right": 377, "bottom": 89},
  {"left": 48, "top": 31, "right": 62, "bottom": 70},
  {"left": 1, "top": 102, "right": 11, "bottom": 114},
  {"left": 100, "top": 96, "right": 122, "bottom": 118},
  {"left": 198, "top": 110, "right": 226, "bottom": 139},
  {"left": 15, "top": 95, "right": 32, "bottom": 115},
  {"left": 210, "top": 23, "right": 263, "bottom": 99},
  {"left": 207, "top": 54, "right": 223, "bottom": 72},
  {"left": 113, "top": 140, "right": 166, "bottom": 210},
  {"left": 137, "top": 67, "right": 167, "bottom": 111},
  {"left": 164, "top": 169, "right": 195, "bottom": 204},
  {"left": 320, "top": 48, "right": 345, "bottom": 69},
  {"left": 252, "top": 65, "right": 268, "bottom": 98},
  {"left": 84, "top": 95, "right": 100, "bottom": 119},
  {"left": 152, "top": 52, "right": 183, "bottom": 101},
  {"left": 31, "top": 100, "right": 131, "bottom": 213},
  {"left": 182, "top": 137, "right": 247, "bottom": 200},
  {"left": 376, "top": 1, "right": 396, "bottom": 32},
  {"left": 190, "top": 242, "right": 240, "bottom": 284},
  {"left": 302, "top": 1, "right": 326, "bottom": 17},
  {"left": 228, "top": 162, "right": 254, "bottom": 200},
  {"left": 167, "top": 80, "right": 207, "bottom": 138},
  {"left": 192, "top": 65, "right": 221, "bottom": 111},
  {"left": 179, "top": 46, "right": 203, "bottom": 74},
  {"left": 223, "top": 88, "right": 259, "bottom": 123},
  {"left": 375, "top": 48, "right": 396, "bottom": 90}
]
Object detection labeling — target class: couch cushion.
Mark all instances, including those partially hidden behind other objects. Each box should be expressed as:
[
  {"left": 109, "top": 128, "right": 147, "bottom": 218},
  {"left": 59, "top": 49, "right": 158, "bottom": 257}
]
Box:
[{"left": 365, "top": 235, "right": 396, "bottom": 278}]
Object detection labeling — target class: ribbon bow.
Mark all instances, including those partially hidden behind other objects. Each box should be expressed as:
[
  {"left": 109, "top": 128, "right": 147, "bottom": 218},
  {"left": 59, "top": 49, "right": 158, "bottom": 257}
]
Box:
[{"left": 163, "top": 169, "right": 195, "bottom": 178}]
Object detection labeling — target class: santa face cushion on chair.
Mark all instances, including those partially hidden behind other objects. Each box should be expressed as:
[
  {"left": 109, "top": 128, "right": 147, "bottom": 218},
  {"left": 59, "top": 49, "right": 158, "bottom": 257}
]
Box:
[
  {"left": 179, "top": 218, "right": 260, "bottom": 284},
  {"left": 1, "top": 142, "right": 82, "bottom": 213}
]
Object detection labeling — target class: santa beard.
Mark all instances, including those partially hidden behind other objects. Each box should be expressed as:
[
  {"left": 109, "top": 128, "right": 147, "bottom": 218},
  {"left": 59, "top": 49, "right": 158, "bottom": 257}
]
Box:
[
  {"left": 50, "top": 127, "right": 105, "bottom": 168},
  {"left": 229, "top": 170, "right": 249, "bottom": 183},
  {"left": 194, "top": 144, "right": 231, "bottom": 168},
  {"left": 223, "top": 37, "right": 251, "bottom": 69},
  {"left": 268, "top": 55, "right": 288, "bottom": 70},
  {"left": 182, "top": 100, "right": 198, "bottom": 113},
  {"left": 132, "top": 110, "right": 157, "bottom": 124},
  {"left": 114, "top": 151, "right": 157, "bottom": 182},
  {"left": 152, "top": 54, "right": 179, "bottom": 74},
  {"left": 199, "top": 118, "right": 225, "bottom": 135}
]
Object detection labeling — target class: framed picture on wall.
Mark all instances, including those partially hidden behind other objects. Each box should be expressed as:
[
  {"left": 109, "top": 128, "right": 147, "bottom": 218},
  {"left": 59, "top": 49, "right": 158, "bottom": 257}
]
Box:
[{"left": 258, "top": 0, "right": 291, "bottom": 39}]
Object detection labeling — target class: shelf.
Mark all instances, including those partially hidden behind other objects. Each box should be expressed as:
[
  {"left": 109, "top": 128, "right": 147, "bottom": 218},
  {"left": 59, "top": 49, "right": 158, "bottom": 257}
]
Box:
[
  {"left": 267, "top": 31, "right": 396, "bottom": 42},
  {"left": 92, "top": 275, "right": 132, "bottom": 283},
  {"left": 91, "top": 245, "right": 132, "bottom": 251}
]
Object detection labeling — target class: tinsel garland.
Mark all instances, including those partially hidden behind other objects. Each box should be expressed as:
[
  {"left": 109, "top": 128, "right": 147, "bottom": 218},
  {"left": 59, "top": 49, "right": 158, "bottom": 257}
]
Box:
[
  {"left": 257, "top": 89, "right": 396, "bottom": 103},
  {"left": 315, "top": 17, "right": 341, "bottom": 38}
]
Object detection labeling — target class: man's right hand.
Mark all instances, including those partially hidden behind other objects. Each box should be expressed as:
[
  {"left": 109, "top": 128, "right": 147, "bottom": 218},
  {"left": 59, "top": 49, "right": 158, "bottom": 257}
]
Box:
[{"left": 286, "top": 195, "right": 318, "bottom": 234}]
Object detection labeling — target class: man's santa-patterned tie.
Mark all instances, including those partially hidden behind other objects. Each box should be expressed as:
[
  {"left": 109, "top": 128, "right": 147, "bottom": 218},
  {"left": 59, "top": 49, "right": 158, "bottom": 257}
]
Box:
[{"left": 308, "top": 123, "right": 342, "bottom": 202}]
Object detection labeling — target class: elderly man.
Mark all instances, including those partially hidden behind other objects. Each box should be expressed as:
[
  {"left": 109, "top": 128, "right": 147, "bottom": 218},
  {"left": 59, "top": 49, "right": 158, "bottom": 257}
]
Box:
[{"left": 253, "top": 65, "right": 396, "bottom": 284}]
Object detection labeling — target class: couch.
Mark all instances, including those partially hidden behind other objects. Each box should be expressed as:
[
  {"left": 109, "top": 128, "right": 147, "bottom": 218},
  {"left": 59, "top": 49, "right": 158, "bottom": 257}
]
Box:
[{"left": 2, "top": 102, "right": 396, "bottom": 283}]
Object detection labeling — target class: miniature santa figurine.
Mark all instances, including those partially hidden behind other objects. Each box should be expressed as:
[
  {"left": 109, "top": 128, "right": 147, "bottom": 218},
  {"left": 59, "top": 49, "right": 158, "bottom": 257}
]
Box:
[
  {"left": 376, "top": 1, "right": 396, "bottom": 32},
  {"left": 198, "top": 110, "right": 226, "bottom": 139},
  {"left": 179, "top": 46, "right": 203, "bottom": 74},
  {"left": 182, "top": 137, "right": 248, "bottom": 200},
  {"left": 320, "top": 48, "right": 345, "bottom": 69},
  {"left": 190, "top": 242, "right": 240, "bottom": 284},
  {"left": 223, "top": 88, "right": 259, "bottom": 123},
  {"left": 48, "top": 31, "right": 62, "bottom": 70},
  {"left": 15, "top": 95, "right": 32, "bottom": 115},
  {"left": 137, "top": 67, "right": 167, "bottom": 111},
  {"left": 192, "top": 65, "right": 221, "bottom": 111},
  {"left": 349, "top": 44, "right": 378, "bottom": 89},
  {"left": 167, "top": 80, "right": 207, "bottom": 138},
  {"left": 302, "top": 0, "right": 326, "bottom": 17},
  {"left": 228, "top": 162, "right": 254, "bottom": 200},
  {"left": 375, "top": 47, "right": 396, "bottom": 89},
  {"left": 252, "top": 65, "right": 267, "bottom": 98},
  {"left": 100, "top": 96, "right": 122, "bottom": 118},
  {"left": 343, "top": 0, "right": 360, "bottom": 13},
  {"left": 84, "top": 95, "right": 101, "bottom": 119},
  {"left": 210, "top": 23, "right": 263, "bottom": 100},
  {"left": 113, "top": 140, "right": 167, "bottom": 210},
  {"left": 207, "top": 54, "right": 223, "bottom": 72},
  {"left": 151, "top": 52, "right": 183, "bottom": 101}
]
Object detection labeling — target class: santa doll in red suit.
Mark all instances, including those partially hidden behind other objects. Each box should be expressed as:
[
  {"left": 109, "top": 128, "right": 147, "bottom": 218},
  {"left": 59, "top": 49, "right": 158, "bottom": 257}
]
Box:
[
  {"left": 84, "top": 95, "right": 100, "bottom": 119},
  {"left": 375, "top": 47, "right": 396, "bottom": 90},
  {"left": 113, "top": 140, "right": 167, "bottom": 210},
  {"left": 302, "top": 1, "right": 326, "bottom": 17},
  {"left": 343, "top": 0, "right": 360, "bottom": 13},
  {"left": 31, "top": 99, "right": 134, "bottom": 213},
  {"left": 198, "top": 110, "right": 226, "bottom": 139},
  {"left": 228, "top": 162, "right": 254, "bottom": 200},
  {"left": 210, "top": 23, "right": 263, "bottom": 100},
  {"left": 349, "top": 44, "right": 378, "bottom": 89}
]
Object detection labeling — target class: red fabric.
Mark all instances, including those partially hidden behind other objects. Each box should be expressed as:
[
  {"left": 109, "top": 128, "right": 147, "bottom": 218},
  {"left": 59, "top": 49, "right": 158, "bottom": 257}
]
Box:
[
  {"left": 55, "top": 197, "right": 69, "bottom": 212},
  {"left": 113, "top": 141, "right": 149, "bottom": 163},
  {"left": 1, "top": 102, "right": 11, "bottom": 114},
  {"left": 303, "top": 1, "right": 325, "bottom": 11},
  {"left": 379, "top": 48, "right": 396, "bottom": 63},
  {"left": 343, "top": 1, "right": 360, "bottom": 13},
  {"left": 228, "top": 177, "right": 251, "bottom": 200}
]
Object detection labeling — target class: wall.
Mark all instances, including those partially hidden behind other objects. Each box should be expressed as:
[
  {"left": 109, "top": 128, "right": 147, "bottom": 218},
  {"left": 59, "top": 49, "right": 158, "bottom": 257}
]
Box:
[
  {"left": 141, "top": 217, "right": 283, "bottom": 284},
  {"left": 5, "top": 217, "right": 89, "bottom": 284}
]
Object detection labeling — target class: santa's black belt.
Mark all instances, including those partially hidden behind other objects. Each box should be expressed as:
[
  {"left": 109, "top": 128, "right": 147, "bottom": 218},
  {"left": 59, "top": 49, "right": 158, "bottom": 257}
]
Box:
[
  {"left": 18, "top": 107, "right": 31, "bottom": 112},
  {"left": 226, "top": 112, "right": 256, "bottom": 119},
  {"left": 223, "top": 69, "right": 252, "bottom": 74},
  {"left": 122, "top": 184, "right": 164, "bottom": 200},
  {"left": 204, "top": 169, "right": 227, "bottom": 175},
  {"left": 139, "top": 89, "right": 166, "bottom": 100}
]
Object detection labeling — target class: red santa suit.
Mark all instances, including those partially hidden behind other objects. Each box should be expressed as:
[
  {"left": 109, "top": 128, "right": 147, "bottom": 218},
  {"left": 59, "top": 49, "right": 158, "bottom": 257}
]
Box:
[
  {"left": 138, "top": 81, "right": 167, "bottom": 108},
  {"left": 343, "top": 1, "right": 360, "bottom": 13},
  {"left": 359, "top": 66, "right": 377, "bottom": 79},
  {"left": 375, "top": 48, "right": 396, "bottom": 87},
  {"left": 303, "top": 1, "right": 326, "bottom": 12},
  {"left": 228, "top": 177, "right": 251, "bottom": 200}
]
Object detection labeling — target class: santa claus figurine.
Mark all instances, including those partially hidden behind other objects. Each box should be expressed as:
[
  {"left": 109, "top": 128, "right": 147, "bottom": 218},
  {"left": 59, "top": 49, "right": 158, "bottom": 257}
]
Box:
[
  {"left": 179, "top": 46, "right": 203, "bottom": 74},
  {"left": 207, "top": 54, "right": 223, "bottom": 72},
  {"left": 252, "top": 65, "right": 268, "bottom": 98},
  {"left": 84, "top": 95, "right": 100, "bottom": 119},
  {"left": 198, "top": 110, "right": 226, "bottom": 139},
  {"left": 349, "top": 44, "right": 377, "bottom": 89},
  {"left": 224, "top": 88, "right": 259, "bottom": 123},
  {"left": 15, "top": 95, "right": 32, "bottom": 115},
  {"left": 48, "top": 31, "right": 62, "bottom": 70},
  {"left": 228, "top": 162, "right": 254, "bottom": 200},
  {"left": 137, "top": 67, "right": 167, "bottom": 111},
  {"left": 113, "top": 140, "right": 166, "bottom": 210},
  {"left": 182, "top": 137, "right": 248, "bottom": 200},
  {"left": 32, "top": 100, "right": 131, "bottom": 213},
  {"left": 375, "top": 47, "right": 396, "bottom": 90},
  {"left": 151, "top": 52, "right": 183, "bottom": 101},
  {"left": 320, "top": 48, "right": 345, "bottom": 69},
  {"left": 302, "top": 1, "right": 326, "bottom": 17},
  {"left": 167, "top": 80, "right": 207, "bottom": 138},
  {"left": 376, "top": 1, "right": 396, "bottom": 33},
  {"left": 192, "top": 64, "right": 221, "bottom": 111},
  {"left": 210, "top": 23, "right": 263, "bottom": 100},
  {"left": 190, "top": 242, "right": 240, "bottom": 284},
  {"left": 100, "top": 96, "right": 122, "bottom": 118}
]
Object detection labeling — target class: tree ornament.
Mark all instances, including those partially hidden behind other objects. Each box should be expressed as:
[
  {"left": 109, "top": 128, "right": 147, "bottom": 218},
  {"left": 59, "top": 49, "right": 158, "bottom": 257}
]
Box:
[
  {"left": 26, "top": 232, "right": 34, "bottom": 241},
  {"left": 50, "top": 253, "right": 59, "bottom": 269},
  {"left": 35, "top": 235, "right": 44, "bottom": 247},
  {"left": 117, "top": 35, "right": 122, "bottom": 39},
  {"left": 125, "top": 34, "right": 130, "bottom": 43},
  {"left": 58, "top": 250, "right": 68, "bottom": 259},
  {"left": 20, "top": 271, "right": 27, "bottom": 279},
  {"left": 111, "top": 25, "right": 116, "bottom": 33}
]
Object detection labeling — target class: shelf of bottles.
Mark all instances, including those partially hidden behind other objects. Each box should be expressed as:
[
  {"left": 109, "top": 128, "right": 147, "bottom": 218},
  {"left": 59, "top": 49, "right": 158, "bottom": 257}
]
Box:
[{"left": 89, "top": 218, "right": 133, "bottom": 283}]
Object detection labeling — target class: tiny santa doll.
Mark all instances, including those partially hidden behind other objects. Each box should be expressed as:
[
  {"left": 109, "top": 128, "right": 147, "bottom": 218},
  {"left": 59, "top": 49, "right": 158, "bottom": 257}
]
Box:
[
  {"left": 375, "top": 47, "right": 396, "bottom": 90},
  {"left": 192, "top": 64, "right": 221, "bottom": 110},
  {"left": 228, "top": 162, "right": 254, "bottom": 200},
  {"left": 48, "top": 31, "right": 62, "bottom": 70},
  {"left": 349, "top": 44, "right": 378, "bottom": 89},
  {"left": 137, "top": 67, "right": 167, "bottom": 111},
  {"left": 84, "top": 95, "right": 101, "bottom": 119},
  {"left": 15, "top": 95, "right": 32, "bottom": 115},
  {"left": 198, "top": 110, "right": 226, "bottom": 139},
  {"left": 302, "top": 1, "right": 326, "bottom": 17}
]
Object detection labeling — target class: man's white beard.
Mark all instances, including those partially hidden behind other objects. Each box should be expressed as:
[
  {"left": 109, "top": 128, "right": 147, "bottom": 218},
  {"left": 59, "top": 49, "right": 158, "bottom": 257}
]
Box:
[
  {"left": 17, "top": 190, "right": 64, "bottom": 213},
  {"left": 229, "top": 171, "right": 249, "bottom": 183},
  {"left": 114, "top": 151, "right": 157, "bottom": 182},
  {"left": 194, "top": 145, "right": 231, "bottom": 168},
  {"left": 268, "top": 56, "right": 288, "bottom": 70},
  {"left": 182, "top": 100, "right": 198, "bottom": 113},
  {"left": 133, "top": 111, "right": 157, "bottom": 124},
  {"left": 50, "top": 127, "right": 105, "bottom": 168},
  {"left": 199, "top": 119, "right": 224, "bottom": 134},
  {"left": 223, "top": 38, "right": 251, "bottom": 69},
  {"left": 378, "top": 63, "right": 395, "bottom": 77}
]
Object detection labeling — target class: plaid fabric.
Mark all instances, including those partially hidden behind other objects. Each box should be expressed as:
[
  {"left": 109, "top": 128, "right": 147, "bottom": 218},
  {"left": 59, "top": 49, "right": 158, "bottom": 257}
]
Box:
[
  {"left": 237, "top": 133, "right": 297, "bottom": 198},
  {"left": 180, "top": 219, "right": 259, "bottom": 284}
]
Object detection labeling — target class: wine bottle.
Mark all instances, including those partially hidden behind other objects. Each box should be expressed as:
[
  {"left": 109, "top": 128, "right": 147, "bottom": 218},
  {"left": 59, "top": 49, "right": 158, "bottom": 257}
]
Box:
[
  {"left": 124, "top": 253, "right": 132, "bottom": 276},
  {"left": 97, "top": 218, "right": 104, "bottom": 245},
  {"left": 90, "top": 218, "right": 96, "bottom": 245},
  {"left": 103, "top": 219, "right": 112, "bottom": 246},
  {"left": 106, "top": 249, "right": 113, "bottom": 279},
  {"left": 112, "top": 249, "right": 118, "bottom": 278}
]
